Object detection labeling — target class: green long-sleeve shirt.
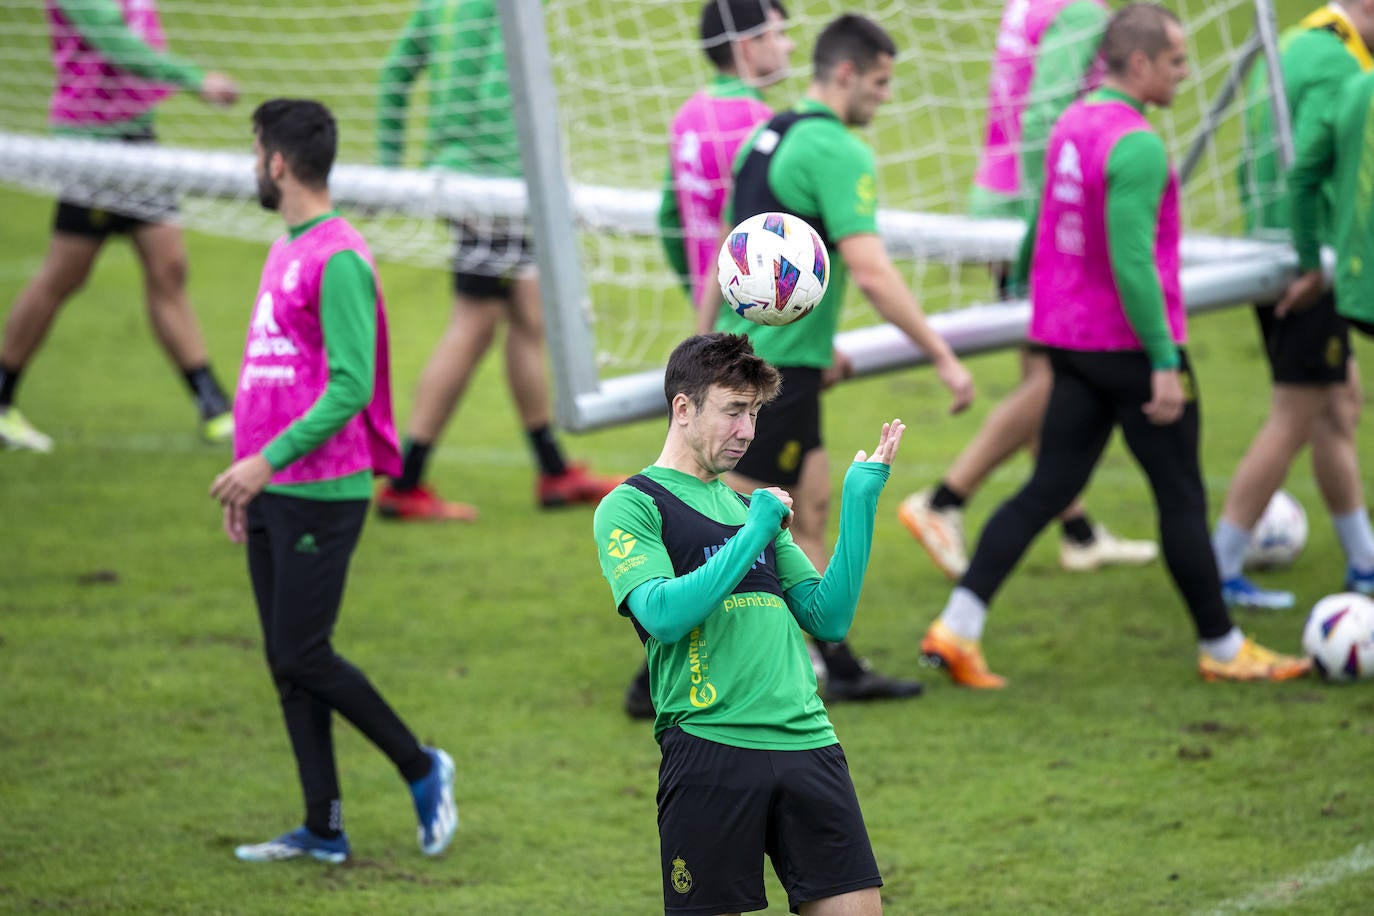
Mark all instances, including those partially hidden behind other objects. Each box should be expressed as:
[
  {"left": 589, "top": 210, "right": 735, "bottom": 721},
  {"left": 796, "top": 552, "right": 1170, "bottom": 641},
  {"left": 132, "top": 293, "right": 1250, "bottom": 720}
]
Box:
[
  {"left": 1015, "top": 89, "right": 1178, "bottom": 369},
  {"left": 53, "top": 0, "right": 203, "bottom": 139},
  {"left": 1242, "top": 22, "right": 1366, "bottom": 238},
  {"left": 376, "top": 0, "right": 520, "bottom": 176},
  {"left": 1290, "top": 69, "right": 1374, "bottom": 324},
  {"left": 262, "top": 213, "right": 378, "bottom": 502},
  {"left": 970, "top": 0, "right": 1108, "bottom": 219}
]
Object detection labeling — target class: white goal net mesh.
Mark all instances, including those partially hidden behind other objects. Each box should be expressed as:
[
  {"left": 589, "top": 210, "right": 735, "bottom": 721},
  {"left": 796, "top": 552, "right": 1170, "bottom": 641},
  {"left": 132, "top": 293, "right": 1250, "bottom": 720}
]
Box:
[{"left": 0, "top": 0, "right": 1301, "bottom": 382}]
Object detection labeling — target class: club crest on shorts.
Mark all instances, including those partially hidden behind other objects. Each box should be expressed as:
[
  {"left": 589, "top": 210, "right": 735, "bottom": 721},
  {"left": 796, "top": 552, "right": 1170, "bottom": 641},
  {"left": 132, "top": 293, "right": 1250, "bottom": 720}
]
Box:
[{"left": 670, "top": 856, "right": 693, "bottom": 894}]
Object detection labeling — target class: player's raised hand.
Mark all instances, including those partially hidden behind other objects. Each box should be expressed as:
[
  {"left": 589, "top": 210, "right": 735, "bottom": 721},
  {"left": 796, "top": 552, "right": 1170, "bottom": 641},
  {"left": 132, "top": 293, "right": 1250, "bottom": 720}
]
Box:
[
  {"left": 199, "top": 72, "right": 239, "bottom": 107},
  {"left": 855, "top": 418, "right": 905, "bottom": 465}
]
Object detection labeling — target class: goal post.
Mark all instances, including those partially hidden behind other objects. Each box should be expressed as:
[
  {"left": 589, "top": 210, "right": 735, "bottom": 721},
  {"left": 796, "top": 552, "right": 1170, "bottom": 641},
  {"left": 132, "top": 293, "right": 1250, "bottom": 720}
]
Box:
[{"left": 0, "top": 0, "right": 1305, "bottom": 432}]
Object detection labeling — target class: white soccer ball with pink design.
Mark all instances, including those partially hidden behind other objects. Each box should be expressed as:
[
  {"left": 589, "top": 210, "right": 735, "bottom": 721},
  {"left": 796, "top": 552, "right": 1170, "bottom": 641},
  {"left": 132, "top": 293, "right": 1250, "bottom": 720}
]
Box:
[{"left": 717, "top": 212, "right": 829, "bottom": 327}]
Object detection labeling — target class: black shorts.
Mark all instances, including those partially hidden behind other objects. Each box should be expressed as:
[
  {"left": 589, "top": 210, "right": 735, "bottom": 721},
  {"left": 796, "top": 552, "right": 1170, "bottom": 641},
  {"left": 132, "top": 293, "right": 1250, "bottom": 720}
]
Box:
[
  {"left": 450, "top": 219, "right": 534, "bottom": 299},
  {"left": 657, "top": 727, "right": 881, "bottom": 915},
  {"left": 52, "top": 130, "right": 177, "bottom": 238},
  {"left": 732, "top": 366, "right": 822, "bottom": 487},
  {"left": 1347, "top": 316, "right": 1374, "bottom": 340},
  {"left": 1253, "top": 294, "right": 1350, "bottom": 385}
]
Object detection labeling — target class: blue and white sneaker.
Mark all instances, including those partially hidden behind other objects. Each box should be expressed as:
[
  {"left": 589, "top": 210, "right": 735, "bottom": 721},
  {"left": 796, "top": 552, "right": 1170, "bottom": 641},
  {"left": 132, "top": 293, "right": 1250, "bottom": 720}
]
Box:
[
  {"left": 410, "top": 747, "right": 458, "bottom": 856},
  {"left": 234, "top": 826, "right": 349, "bottom": 864},
  {"left": 1346, "top": 566, "right": 1374, "bottom": 596},
  {"left": 1222, "top": 575, "right": 1295, "bottom": 610}
]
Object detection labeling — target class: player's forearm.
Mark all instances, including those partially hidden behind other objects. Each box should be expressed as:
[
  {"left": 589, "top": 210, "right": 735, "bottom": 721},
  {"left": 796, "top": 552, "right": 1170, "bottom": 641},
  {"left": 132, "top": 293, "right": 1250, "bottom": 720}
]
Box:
[
  {"left": 376, "top": 28, "right": 426, "bottom": 166},
  {"left": 1106, "top": 133, "right": 1178, "bottom": 369},
  {"left": 784, "top": 462, "right": 890, "bottom": 642},
  {"left": 1288, "top": 140, "right": 1332, "bottom": 272},
  {"left": 57, "top": 0, "right": 203, "bottom": 88},
  {"left": 657, "top": 166, "right": 692, "bottom": 298},
  {"left": 626, "top": 493, "right": 789, "bottom": 644},
  {"left": 853, "top": 258, "right": 955, "bottom": 364}
]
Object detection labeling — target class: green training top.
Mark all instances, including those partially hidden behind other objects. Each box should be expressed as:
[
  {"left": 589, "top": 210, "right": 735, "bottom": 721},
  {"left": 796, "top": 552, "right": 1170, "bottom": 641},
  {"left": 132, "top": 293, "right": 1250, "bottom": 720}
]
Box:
[
  {"left": 377, "top": 0, "right": 519, "bottom": 176},
  {"left": 593, "top": 461, "right": 890, "bottom": 749},
  {"left": 1241, "top": 24, "right": 1363, "bottom": 238},
  {"left": 53, "top": 0, "right": 204, "bottom": 139},
  {"left": 1290, "top": 69, "right": 1374, "bottom": 325},
  {"left": 1014, "top": 89, "right": 1178, "bottom": 369},
  {"left": 970, "top": 0, "right": 1109, "bottom": 219},
  {"left": 261, "top": 212, "right": 377, "bottom": 502},
  {"left": 713, "top": 98, "right": 880, "bottom": 368}
]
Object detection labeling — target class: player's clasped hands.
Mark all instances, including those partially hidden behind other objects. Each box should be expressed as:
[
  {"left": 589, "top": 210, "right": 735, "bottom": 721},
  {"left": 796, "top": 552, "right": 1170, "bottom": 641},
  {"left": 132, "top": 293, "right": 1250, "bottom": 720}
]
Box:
[
  {"left": 855, "top": 417, "right": 906, "bottom": 465},
  {"left": 752, "top": 486, "right": 794, "bottom": 530}
]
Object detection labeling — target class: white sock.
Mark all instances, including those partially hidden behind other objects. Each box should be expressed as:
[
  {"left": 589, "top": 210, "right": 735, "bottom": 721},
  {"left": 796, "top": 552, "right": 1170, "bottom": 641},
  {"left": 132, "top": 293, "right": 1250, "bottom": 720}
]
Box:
[
  {"left": 1212, "top": 519, "right": 1251, "bottom": 581},
  {"left": 1333, "top": 508, "right": 1374, "bottom": 572},
  {"left": 940, "top": 587, "right": 988, "bottom": 641},
  {"left": 1199, "top": 627, "right": 1245, "bottom": 662}
]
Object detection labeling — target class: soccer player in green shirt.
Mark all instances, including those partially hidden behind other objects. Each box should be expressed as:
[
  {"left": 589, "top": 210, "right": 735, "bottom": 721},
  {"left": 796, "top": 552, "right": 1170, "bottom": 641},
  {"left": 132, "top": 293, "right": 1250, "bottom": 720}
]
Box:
[
  {"left": 374, "top": 0, "right": 619, "bottom": 521},
  {"left": 1214, "top": 0, "right": 1374, "bottom": 607},
  {"left": 1279, "top": 66, "right": 1374, "bottom": 337},
  {"left": 594, "top": 332, "right": 901, "bottom": 915},
  {"left": 0, "top": 0, "right": 238, "bottom": 452}
]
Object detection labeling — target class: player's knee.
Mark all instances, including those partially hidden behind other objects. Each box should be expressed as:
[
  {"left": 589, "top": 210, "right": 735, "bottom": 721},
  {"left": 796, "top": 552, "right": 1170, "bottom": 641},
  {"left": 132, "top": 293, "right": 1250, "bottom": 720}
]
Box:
[{"left": 146, "top": 253, "right": 189, "bottom": 298}]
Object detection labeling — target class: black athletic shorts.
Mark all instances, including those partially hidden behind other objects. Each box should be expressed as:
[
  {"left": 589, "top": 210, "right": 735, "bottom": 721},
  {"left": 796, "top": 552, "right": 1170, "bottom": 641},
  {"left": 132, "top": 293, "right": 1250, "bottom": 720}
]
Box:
[
  {"left": 52, "top": 129, "right": 177, "bottom": 238},
  {"left": 449, "top": 219, "right": 534, "bottom": 299},
  {"left": 1346, "top": 316, "right": 1374, "bottom": 340},
  {"left": 656, "top": 727, "right": 881, "bottom": 915},
  {"left": 1253, "top": 294, "right": 1350, "bottom": 385},
  {"left": 732, "top": 366, "right": 822, "bottom": 487}
]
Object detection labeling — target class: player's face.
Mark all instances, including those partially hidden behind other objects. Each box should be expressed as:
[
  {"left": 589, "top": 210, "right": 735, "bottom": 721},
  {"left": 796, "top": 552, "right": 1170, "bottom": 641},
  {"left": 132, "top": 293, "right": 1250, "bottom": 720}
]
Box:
[
  {"left": 253, "top": 135, "right": 282, "bottom": 212},
  {"left": 687, "top": 384, "right": 765, "bottom": 476},
  {"left": 741, "top": 9, "right": 794, "bottom": 88},
  {"left": 844, "top": 54, "right": 894, "bottom": 127},
  {"left": 1144, "top": 21, "right": 1189, "bottom": 107}
]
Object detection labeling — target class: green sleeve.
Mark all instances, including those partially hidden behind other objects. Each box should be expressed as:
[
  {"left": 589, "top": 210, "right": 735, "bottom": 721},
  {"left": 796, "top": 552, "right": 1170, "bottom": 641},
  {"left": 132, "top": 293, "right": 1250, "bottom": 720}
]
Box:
[
  {"left": 261, "top": 251, "right": 377, "bottom": 470},
  {"left": 56, "top": 0, "right": 202, "bottom": 89},
  {"left": 1019, "top": 1, "right": 1109, "bottom": 201},
  {"left": 781, "top": 462, "right": 889, "bottom": 642},
  {"left": 1289, "top": 102, "right": 1337, "bottom": 272},
  {"left": 1106, "top": 130, "right": 1179, "bottom": 370},
  {"left": 657, "top": 160, "right": 692, "bottom": 297},
  {"left": 810, "top": 136, "right": 879, "bottom": 241},
  {"left": 622, "top": 490, "right": 792, "bottom": 645},
  {"left": 377, "top": 2, "right": 431, "bottom": 167},
  {"left": 1009, "top": 194, "right": 1040, "bottom": 296}
]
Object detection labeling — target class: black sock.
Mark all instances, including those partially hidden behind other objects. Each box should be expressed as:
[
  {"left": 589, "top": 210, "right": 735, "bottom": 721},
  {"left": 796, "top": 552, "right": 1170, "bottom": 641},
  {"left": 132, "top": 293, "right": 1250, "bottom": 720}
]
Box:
[
  {"left": 815, "top": 640, "right": 865, "bottom": 679},
  {"left": 183, "top": 365, "right": 230, "bottom": 419},
  {"left": 0, "top": 363, "right": 19, "bottom": 409},
  {"left": 527, "top": 425, "right": 568, "bottom": 477},
  {"left": 930, "top": 481, "right": 966, "bottom": 511},
  {"left": 392, "top": 439, "right": 432, "bottom": 491},
  {"left": 306, "top": 799, "right": 343, "bottom": 840},
  {"left": 399, "top": 747, "right": 433, "bottom": 784},
  {"left": 1061, "top": 514, "right": 1096, "bottom": 545}
]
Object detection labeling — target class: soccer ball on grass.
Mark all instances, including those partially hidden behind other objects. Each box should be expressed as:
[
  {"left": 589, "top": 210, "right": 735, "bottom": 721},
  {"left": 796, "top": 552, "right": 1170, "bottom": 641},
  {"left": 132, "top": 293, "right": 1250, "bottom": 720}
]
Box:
[
  {"left": 717, "top": 211, "right": 829, "bottom": 326},
  {"left": 1243, "top": 489, "right": 1307, "bottom": 570},
  {"left": 1301, "top": 592, "right": 1374, "bottom": 683}
]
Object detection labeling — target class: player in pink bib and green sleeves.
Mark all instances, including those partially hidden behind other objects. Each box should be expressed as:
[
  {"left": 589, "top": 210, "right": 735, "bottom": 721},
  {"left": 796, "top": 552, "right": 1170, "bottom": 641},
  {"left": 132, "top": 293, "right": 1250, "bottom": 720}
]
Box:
[
  {"left": 0, "top": 0, "right": 240, "bottom": 453},
  {"left": 918, "top": 3, "right": 1311, "bottom": 689},
  {"left": 212, "top": 100, "right": 457, "bottom": 865}
]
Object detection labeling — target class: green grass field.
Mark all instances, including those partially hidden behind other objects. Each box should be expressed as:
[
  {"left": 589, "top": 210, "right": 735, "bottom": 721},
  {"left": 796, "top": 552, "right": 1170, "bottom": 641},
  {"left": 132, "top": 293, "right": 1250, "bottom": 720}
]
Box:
[
  {"left": 2, "top": 174, "right": 1374, "bottom": 914},
  {"left": 4, "top": 0, "right": 1374, "bottom": 911}
]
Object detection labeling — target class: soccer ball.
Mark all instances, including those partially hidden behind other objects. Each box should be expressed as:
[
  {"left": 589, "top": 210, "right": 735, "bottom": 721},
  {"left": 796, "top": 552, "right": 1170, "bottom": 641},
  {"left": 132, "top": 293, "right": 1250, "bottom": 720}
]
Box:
[
  {"left": 1243, "top": 489, "right": 1308, "bottom": 570},
  {"left": 717, "top": 212, "right": 829, "bottom": 326},
  {"left": 1302, "top": 592, "right": 1374, "bottom": 682}
]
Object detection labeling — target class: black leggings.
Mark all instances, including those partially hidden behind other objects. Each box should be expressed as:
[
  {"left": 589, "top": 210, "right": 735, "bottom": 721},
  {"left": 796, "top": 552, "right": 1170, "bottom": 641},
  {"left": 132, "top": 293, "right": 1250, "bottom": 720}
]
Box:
[
  {"left": 961, "top": 348, "right": 1232, "bottom": 640},
  {"left": 247, "top": 493, "right": 426, "bottom": 823}
]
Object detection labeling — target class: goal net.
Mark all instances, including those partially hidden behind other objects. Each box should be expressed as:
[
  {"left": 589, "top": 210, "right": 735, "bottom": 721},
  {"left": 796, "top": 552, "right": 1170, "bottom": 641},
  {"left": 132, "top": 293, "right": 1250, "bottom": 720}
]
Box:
[{"left": 0, "top": 0, "right": 1301, "bottom": 429}]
